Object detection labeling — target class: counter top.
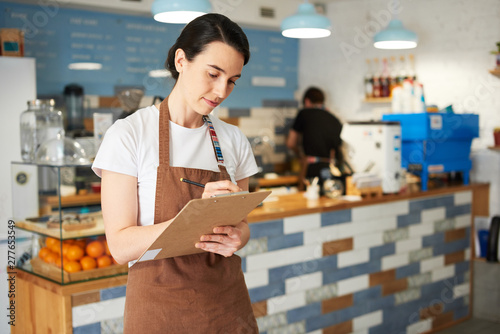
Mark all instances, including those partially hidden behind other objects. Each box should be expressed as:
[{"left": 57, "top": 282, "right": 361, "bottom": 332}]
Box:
[{"left": 247, "top": 183, "right": 489, "bottom": 223}]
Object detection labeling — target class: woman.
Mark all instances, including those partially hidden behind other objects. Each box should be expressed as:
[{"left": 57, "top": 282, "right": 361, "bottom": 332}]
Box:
[{"left": 92, "top": 14, "right": 259, "bottom": 333}]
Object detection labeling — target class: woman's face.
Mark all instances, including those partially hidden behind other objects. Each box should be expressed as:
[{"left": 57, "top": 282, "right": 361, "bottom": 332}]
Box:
[{"left": 175, "top": 41, "right": 244, "bottom": 115}]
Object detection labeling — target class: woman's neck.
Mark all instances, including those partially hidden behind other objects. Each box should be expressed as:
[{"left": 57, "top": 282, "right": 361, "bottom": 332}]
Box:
[{"left": 167, "top": 88, "right": 204, "bottom": 128}]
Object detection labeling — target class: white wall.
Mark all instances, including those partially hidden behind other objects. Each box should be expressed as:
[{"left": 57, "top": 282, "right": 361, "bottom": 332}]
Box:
[{"left": 298, "top": 0, "right": 500, "bottom": 149}]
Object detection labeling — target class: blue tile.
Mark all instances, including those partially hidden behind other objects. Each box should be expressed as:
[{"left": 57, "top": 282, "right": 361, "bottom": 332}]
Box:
[
  {"left": 453, "top": 305, "right": 469, "bottom": 320},
  {"left": 323, "top": 260, "right": 381, "bottom": 285},
  {"left": 397, "top": 212, "right": 422, "bottom": 228},
  {"left": 443, "top": 296, "right": 466, "bottom": 313},
  {"left": 445, "top": 204, "right": 471, "bottom": 218},
  {"left": 455, "top": 261, "right": 470, "bottom": 275},
  {"left": 353, "top": 286, "right": 382, "bottom": 304},
  {"left": 249, "top": 220, "right": 284, "bottom": 239},
  {"left": 286, "top": 302, "right": 321, "bottom": 323},
  {"left": 100, "top": 286, "right": 126, "bottom": 301},
  {"left": 274, "top": 126, "right": 288, "bottom": 135},
  {"left": 396, "top": 262, "right": 421, "bottom": 279},
  {"left": 267, "top": 232, "right": 303, "bottom": 252},
  {"left": 73, "top": 323, "right": 101, "bottom": 334},
  {"left": 304, "top": 310, "right": 342, "bottom": 332},
  {"left": 248, "top": 282, "right": 285, "bottom": 303},
  {"left": 369, "top": 324, "right": 389, "bottom": 334},
  {"left": 241, "top": 256, "right": 246, "bottom": 272},
  {"left": 409, "top": 196, "right": 454, "bottom": 213},
  {"left": 433, "top": 238, "right": 469, "bottom": 256},
  {"left": 321, "top": 209, "right": 351, "bottom": 227},
  {"left": 228, "top": 108, "right": 250, "bottom": 117},
  {"left": 370, "top": 243, "right": 395, "bottom": 260},
  {"left": 422, "top": 232, "right": 444, "bottom": 247},
  {"left": 366, "top": 295, "right": 395, "bottom": 312},
  {"left": 268, "top": 255, "right": 337, "bottom": 283}
]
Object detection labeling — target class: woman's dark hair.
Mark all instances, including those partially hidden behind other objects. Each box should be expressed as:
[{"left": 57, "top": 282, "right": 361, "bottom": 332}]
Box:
[
  {"left": 303, "top": 87, "right": 325, "bottom": 105},
  {"left": 165, "top": 13, "right": 250, "bottom": 80}
]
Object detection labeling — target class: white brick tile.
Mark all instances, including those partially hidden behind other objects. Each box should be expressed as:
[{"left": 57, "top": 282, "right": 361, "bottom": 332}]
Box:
[
  {"left": 351, "top": 330, "right": 369, "bottom": 334},
  {"left": 465, "top": 247, "right": 471, "bottom": 260},
  {"left": 239, "top": 118, "right": 272, "bottom": 137},
  {"left": 338, "top": 249, "right": 370, "bottom": 268},
  {"left": 352, "top": 201, "right": 408, "bottom": 221},
  {"left": 455, "top": 214, "right": 472, "bottom": 229},
  {"left": 409, "top": 223, "right": 434, "bottom": 239},
  {"left": 382, "top": 253, "right": 410, "bottom": 271},
  {"left": 215, "top": 107, "right": 228, "bottom": 118},
  {"left": 453, "top": 282, "right": 470, "bottom": 298},
  {"left": 406, "top": 318, "right": 432, "bottom": 334},
  {"left": 337, "top": 274, "right": 369, "bottom": 296},
  {"left": 353, "top": 310, "right": 383, "bottom": 331},
  {"left": 73, "top": 297, "right": 125, "bottom": 327},
  {"left": 306, "top": 330, "right": 322, "bottom": 334},
  {"left": 267, "top": 291, "right": 306, "bottom": 314},
  {"left": 396, "top": 238, "right": 423, "bottom": 254},
  {"left": 420, "top": 256, "right": 444, "bottom": 273},
  {"left": 246, "top": 245, "right": 320, "bottom": 271},
  {"left": 454, "top": 191, "right": 472, "bottom": 205},
  {"left": 339, "top": 217, "right": 397, "bottom": 239},
  {"left": 304, "top": 224, "right": 340, "bottom": 245},
  {"left": 244, "top": 269, "right": 269, "bottom": 289},
  {"left": 285, "top": 213, "right": 321, "bottom": 234},
  {"left": 353, "top": 232, "right": 384, "bottom": 250},
  {"left": 421, "top": 208, "right": 446, "bottom": 223},
  {"left": 250, "top": 107, "right": 277, "bottom": 119},
  {"left": 285, "top": 271, "right": 322, "bottom": 294},
  {"left": 431, "top": 265, "right": 455, "bottom": 282}
]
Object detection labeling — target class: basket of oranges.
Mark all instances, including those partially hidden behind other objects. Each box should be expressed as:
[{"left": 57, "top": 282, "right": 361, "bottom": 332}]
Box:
[{"left": 31, "top": 236, "right": 128, "bottom": 283}]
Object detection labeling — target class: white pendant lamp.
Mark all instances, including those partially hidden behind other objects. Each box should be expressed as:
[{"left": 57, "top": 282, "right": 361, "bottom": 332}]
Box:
[
  {"left": 373, "top": 19, "right": 418, "bottom": 49},
  {"left": 152, "top": 0, "right": 211, "bottom": 24},
  {"left": 281, "top": 1, "right": 331, "bottom": 39}
]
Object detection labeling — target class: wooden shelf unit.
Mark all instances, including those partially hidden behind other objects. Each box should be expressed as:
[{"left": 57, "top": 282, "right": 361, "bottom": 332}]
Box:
[
  {"left": 489, "top": 69, "right": 500, "bottom": 77},
  {"left": 363, "top": 97, "right": 392, "bottom": 103}
]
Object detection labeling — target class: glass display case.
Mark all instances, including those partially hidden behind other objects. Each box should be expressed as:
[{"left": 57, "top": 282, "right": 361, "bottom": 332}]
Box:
[{"left": 11, "top": 161, "right": 128, "bottom": 285}]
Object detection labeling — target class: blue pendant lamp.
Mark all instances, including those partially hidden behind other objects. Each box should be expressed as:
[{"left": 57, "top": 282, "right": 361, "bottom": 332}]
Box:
[
  {"left": 152, "top": 0, "right": 211, "bottom": 24},
  {"left": 281, "top": 1, "right": 331, "bottom": 39},
  {"left": 373, "top": 19, "right": 418, "bottom": 49}
]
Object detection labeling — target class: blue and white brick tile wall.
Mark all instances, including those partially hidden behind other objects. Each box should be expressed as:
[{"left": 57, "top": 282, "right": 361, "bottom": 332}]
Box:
[{"left": 71, "top": 191, "right": 472, "bottom": 334}]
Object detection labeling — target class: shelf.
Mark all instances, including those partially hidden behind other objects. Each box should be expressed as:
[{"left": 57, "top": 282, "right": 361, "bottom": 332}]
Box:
[
  {"left": 16, "top": 213, "right": 105, "bottom": 239},
  {"left": 363, "top": 97, "right": 392, "bottom": 103},
  {"left": 257, "top": 175, "right": 299, "bottom": 188},
  {"left": 44, "top": 192, "right": 101, "bottom": 208},
  {"left": 488, "top": 146, "right": 500, "bottom": 152},
  {"left": 489, "top": 69, "right": 500, "bottom": 77}
]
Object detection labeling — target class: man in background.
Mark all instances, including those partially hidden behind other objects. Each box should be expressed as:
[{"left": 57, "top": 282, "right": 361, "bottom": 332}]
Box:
[{"left": 287, "top": 87, "right": 343, "bottom": 192}]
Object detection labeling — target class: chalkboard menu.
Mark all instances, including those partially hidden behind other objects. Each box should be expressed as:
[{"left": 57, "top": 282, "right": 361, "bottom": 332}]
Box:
[{"left": 0, "top": 2, "right": 298, "bottom": 108}]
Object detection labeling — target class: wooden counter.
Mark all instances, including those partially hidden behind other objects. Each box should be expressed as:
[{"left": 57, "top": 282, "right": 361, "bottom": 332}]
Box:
[{"left": 248, "top": 183, "right": 489, "bottom": 223}]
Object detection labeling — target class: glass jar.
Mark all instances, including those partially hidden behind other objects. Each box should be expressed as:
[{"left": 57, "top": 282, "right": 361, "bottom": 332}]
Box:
[{"left": 20, "top": 99, "right": 64, "bottom": 162}]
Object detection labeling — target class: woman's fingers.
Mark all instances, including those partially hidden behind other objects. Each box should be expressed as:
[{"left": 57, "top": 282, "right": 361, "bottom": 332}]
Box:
[
  {"left": 195, "top": 225, "right": 242, "bottom": 257},
  {"left": 202, "top": 180, "right": 242, "bottom": 198}
]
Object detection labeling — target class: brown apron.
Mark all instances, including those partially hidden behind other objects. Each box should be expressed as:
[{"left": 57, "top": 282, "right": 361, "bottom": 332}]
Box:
[{"left": 123, "top": 98, "right": 258, "bottom": 334}]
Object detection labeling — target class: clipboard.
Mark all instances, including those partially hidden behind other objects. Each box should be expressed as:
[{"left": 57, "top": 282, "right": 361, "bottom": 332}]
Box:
[{"left": 133, "top": 190, "right": 271, "bottom": 264}]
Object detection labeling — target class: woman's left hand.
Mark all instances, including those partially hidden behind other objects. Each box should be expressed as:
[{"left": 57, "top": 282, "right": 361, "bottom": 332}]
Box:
[{"left": 195, "top": 223, "right": 244, "bottom": 257}]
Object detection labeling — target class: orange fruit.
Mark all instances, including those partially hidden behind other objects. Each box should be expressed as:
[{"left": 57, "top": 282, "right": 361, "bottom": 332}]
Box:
[
  {"left": 86, "top": 241, "right": 105, "bottom": 258},
  {"left": 45, "top": 237, "right": 58, "bottom": 249},
  {"left": 44, "top": 252, "right": 59, "bottom": 265},
  {"left": 96, "top": 255, "right": 112, "bottom": 268},
  {"left": 64, "top": 260, "right": 82, "bottom": 273},
  {"left": 38, "top": 247, "right": 51, "bottom": 260},
  {"left": 80, "top": 256, "right": 97, "bottom": 271},
  {"left": 73, "top": 239, "right": 87, "bottom": 249},
  {"left": 66, "top": 245, "right": 85, "bottom": 261},
  {"left": 61, "top": 243, "right": 72, "bottom": 257},
  {"left": 49, "top": 239, "right": 61, "bottom": 254}
]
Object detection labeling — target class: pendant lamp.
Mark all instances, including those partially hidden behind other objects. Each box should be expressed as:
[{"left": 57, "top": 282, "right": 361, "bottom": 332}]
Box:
[
  {"left": 281, "top": 1, "right": 331, "bottom": 39},
  {"left": 373, "top": 19, "right": 417, "bottom": 49},
  {"left": 152, "top": 0, "right": 211, "bottom": 24}
]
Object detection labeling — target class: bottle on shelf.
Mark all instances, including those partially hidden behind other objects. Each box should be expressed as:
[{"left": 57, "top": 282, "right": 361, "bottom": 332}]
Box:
[
  {"left": 408, "top": 54, "right": 417, "bottom": 81},
  {"left": 380, "top": 58, "right": 390, "bottom": 98},
  {"left": 397, "top": 55, "right": 408, "bottom": 85},
  {"left": 364, "top": 59, "right": 374, "bottom": 99},
  {"left": 372, "top": 58, "right": 382, "bottom": 98},
  {"left": 389, "top": 56, "right": 399, "bottom": 96}
]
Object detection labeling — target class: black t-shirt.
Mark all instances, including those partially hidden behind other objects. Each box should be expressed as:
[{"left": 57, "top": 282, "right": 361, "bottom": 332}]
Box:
[{"left": 292, "top": 108, "right": 343, "bottom": 159}]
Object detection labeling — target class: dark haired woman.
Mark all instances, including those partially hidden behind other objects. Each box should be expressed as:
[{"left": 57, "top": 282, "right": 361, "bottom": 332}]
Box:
[{"left": 92, "top": 14, "right": 259, "bottom": 333}]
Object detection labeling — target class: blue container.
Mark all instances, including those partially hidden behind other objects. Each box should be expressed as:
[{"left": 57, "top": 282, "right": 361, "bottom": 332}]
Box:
[{"left": 382, "top": 113, "right": 479, "bottom": 190}]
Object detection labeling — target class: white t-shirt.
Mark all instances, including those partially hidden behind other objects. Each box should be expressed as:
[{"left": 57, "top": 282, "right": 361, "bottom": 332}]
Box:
[{"left": 92, "top": 105, "right": 259, "bottom": 226}]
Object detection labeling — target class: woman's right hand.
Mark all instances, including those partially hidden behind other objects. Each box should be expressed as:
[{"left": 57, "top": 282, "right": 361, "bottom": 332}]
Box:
[{"left": 201, "top": 180, "right": 241, "bottom": 198}]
